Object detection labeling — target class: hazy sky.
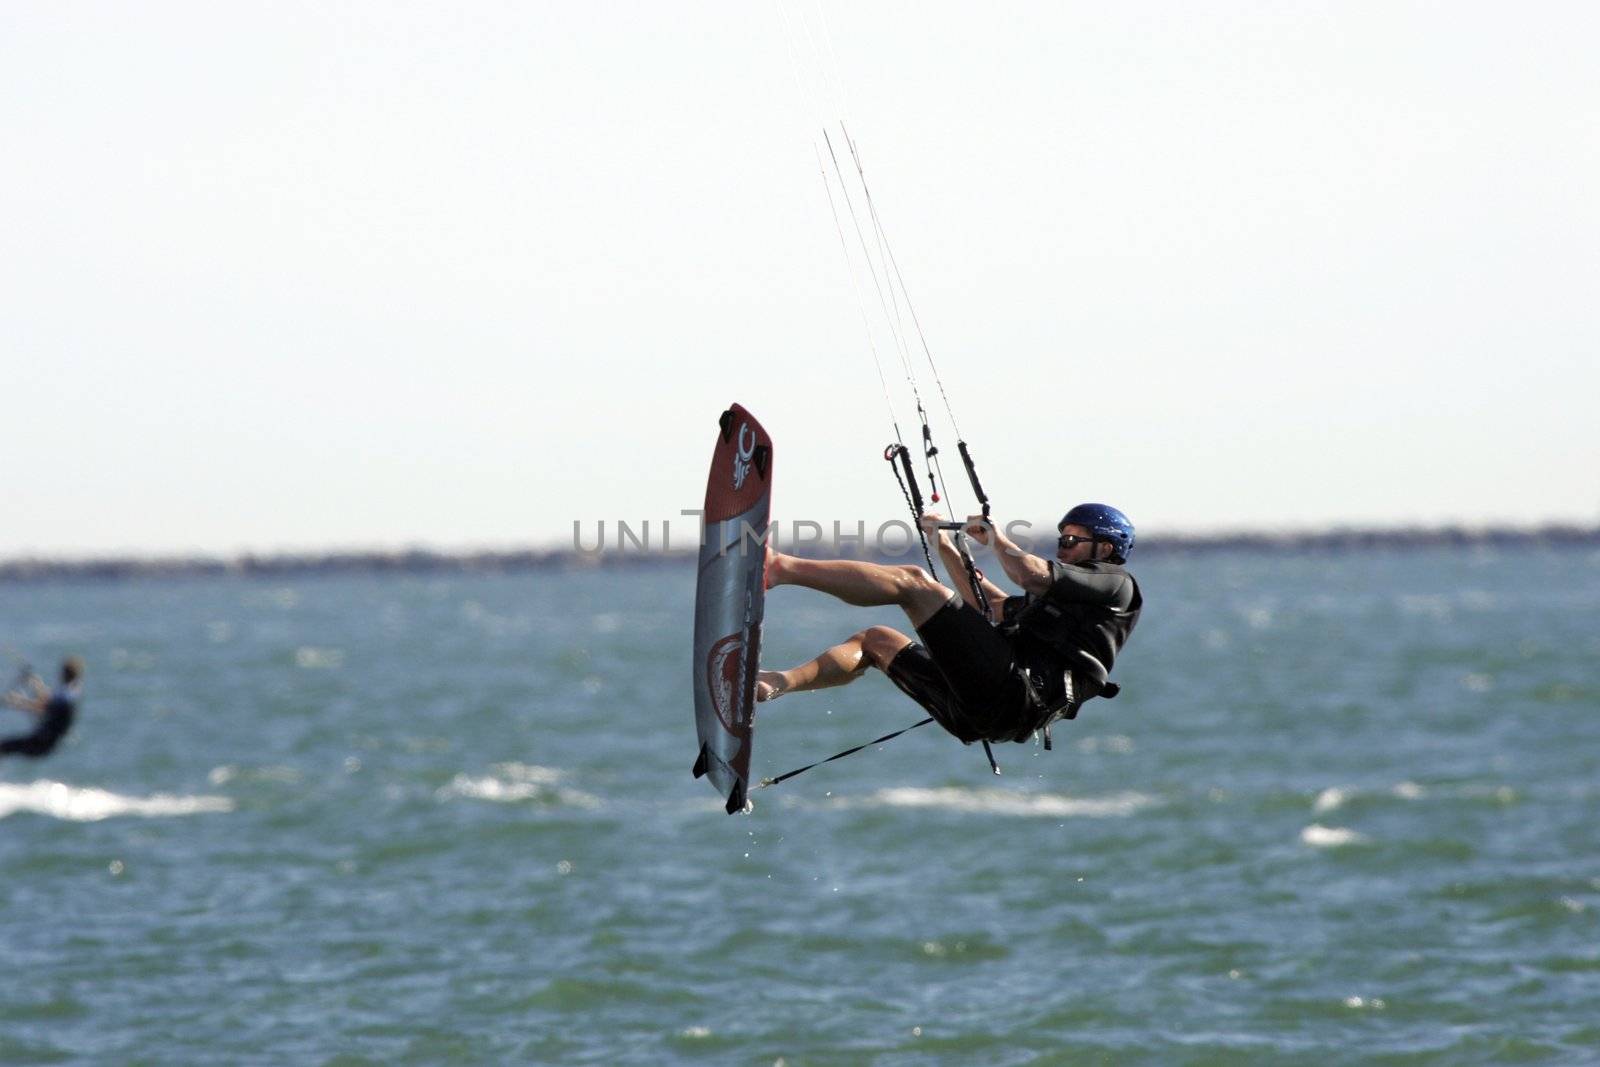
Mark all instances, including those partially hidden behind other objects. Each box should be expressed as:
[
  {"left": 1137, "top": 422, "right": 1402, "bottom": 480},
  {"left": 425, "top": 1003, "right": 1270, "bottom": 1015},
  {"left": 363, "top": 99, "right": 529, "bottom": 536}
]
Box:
[{"left": 3, "top": 1, "right": 1596, "bottom": 556}]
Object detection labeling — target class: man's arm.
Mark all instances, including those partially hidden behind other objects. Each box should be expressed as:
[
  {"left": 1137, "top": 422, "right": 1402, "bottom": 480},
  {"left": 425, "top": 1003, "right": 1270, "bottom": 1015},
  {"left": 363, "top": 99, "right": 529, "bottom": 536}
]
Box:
[
  {"left": 918, "top": 514, "right": 1009, "bottom": 617},
  {"left": 978, "top": 520, "right": 1055, "bottom": 596},
  {"left": 3, "top": 691, "right": 42, "bottom": 715},
  {"left": 930, "top": 529, "right": 1008, "bottom": 618}
]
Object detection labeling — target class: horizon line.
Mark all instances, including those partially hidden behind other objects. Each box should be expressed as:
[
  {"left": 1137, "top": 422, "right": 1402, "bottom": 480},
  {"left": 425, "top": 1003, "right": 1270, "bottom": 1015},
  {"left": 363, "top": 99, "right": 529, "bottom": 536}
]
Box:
[
  {"left": 4, "top": 516, "right": 1600, "bottom": 567},
  {"left": 2, "top": 521, "right": 1597, "bottom": 582}
]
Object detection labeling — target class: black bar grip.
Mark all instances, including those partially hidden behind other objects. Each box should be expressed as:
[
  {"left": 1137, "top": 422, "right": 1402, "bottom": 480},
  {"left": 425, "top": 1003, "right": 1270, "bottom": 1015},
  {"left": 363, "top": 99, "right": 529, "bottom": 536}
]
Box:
[{"left": 957, "top": 440, "right": 990, "bottom": 519}]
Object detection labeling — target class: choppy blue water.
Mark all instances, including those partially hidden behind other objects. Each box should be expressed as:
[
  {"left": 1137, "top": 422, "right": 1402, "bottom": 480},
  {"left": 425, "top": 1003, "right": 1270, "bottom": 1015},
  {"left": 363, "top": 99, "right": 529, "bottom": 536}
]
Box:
[{"left": 3, "top": 547, "right": 1599, "bottom": 1065}]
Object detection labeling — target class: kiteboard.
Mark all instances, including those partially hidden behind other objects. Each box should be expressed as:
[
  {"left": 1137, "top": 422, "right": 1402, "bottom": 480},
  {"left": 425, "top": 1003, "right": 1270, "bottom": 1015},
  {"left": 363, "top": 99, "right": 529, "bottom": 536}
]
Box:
[{"left": 691, "top": 403, "right": 772, "bottom": 814}]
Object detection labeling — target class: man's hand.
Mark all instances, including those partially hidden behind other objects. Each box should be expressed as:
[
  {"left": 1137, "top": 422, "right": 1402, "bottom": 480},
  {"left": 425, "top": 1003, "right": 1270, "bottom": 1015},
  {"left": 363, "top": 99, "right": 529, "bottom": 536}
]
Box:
[
  {"left": 918, "top": 512, "right": 948, "bottom": 540},
  {"left": 962, "top": 515, "right": 993, "bottom": 546},
  {"left": 3, "top": 691, "right": 38, "bottom": 713}
]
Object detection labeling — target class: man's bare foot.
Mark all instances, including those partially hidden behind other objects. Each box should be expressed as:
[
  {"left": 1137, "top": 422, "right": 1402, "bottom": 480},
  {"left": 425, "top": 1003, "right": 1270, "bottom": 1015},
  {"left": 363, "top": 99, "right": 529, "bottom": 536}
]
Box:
[{"left": 754, "top": 670, "right": 789, "bottom": 702}]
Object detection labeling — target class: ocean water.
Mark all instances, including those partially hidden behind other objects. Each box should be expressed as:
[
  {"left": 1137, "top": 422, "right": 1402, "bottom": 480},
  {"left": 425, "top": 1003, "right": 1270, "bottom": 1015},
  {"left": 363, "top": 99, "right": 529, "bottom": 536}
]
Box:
[{"left": 2, "top": 547, "right": 1599, "bottom": 1065}]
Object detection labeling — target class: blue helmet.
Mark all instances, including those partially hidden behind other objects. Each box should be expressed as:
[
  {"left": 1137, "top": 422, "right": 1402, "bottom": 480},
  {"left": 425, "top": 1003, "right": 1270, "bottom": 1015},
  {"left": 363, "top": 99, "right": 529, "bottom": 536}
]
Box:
[{"left": 1059, "top": 503, "right": 1135, "bottom": 562}]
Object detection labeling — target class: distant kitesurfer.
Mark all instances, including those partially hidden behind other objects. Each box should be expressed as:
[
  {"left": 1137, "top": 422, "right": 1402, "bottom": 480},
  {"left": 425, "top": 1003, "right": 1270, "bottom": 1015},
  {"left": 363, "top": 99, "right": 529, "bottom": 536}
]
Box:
[
  {"left": 757, "top": 506, "right": 1140, "bottom": 746},
  {"left": 2, "top": 657, "right": 84, "bottom": 759}
]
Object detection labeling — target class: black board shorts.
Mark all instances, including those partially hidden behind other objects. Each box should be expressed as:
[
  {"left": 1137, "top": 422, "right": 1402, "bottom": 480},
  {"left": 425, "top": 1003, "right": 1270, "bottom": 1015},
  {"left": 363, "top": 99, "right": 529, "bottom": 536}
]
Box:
[
  {"left": 0, "top": 729, "right": 64, "bottom": 758},
  {"left": 884, "top": 597, "right": 1035, "bottom": 744},
  {"left": 0, "top": 699, "right": 72, "bottom": 758}
]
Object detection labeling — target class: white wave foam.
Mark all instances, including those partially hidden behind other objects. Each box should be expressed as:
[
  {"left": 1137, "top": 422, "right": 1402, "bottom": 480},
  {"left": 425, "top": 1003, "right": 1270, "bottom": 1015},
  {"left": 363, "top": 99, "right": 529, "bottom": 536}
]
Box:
[
  {"left": 1313, "top": 787, "right": 1347, "bottom": 814},
  {"left": 836, "top": 787, "right": 1156, "bottom": 818},
  {"left": 1459, "top": 783, "right": 1518, "bottom": 805},
  {"left": 294, "top": 646, "right": 345, "bottom": 669},
  {"left": 492, "top": 762, "right": 566, "bottom": 784},
  {"left": 1316, "top": 781, "right": 1426, "bottom": 814},
  {"left": 1301, "top": 824, "right": 1366, "bottom": 847},
  {"left": 1074, "top": 734, "right": 1135, "bottom": 754},
  {"left": 435, "top": 764, "right": 599, "bottom": 808},
  {"left": 208, "top": 764, "right": 303, "bottom": 786},
  {"left": 0, "top": 780, "right": 234, "bottom": 822}
]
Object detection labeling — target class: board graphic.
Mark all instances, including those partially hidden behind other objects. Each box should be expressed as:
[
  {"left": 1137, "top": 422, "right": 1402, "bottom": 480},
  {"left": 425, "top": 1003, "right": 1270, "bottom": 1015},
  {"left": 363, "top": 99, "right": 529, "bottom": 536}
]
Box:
[{"left": 691, "top": 404, "right": 772, "bottom": 814}]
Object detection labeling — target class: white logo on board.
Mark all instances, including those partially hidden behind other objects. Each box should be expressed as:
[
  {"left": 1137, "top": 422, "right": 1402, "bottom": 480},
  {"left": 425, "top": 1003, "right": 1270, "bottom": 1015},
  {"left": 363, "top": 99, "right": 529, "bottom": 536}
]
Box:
[{"left": 732, "top": 424, "right": 756, "bottom": 490}]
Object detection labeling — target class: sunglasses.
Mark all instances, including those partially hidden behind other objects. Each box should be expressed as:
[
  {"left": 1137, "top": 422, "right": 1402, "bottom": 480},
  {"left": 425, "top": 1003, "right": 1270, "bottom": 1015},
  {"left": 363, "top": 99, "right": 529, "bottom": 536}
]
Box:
[{"left": 1057, "top": 534, "right": 1097, "bottom": 549}]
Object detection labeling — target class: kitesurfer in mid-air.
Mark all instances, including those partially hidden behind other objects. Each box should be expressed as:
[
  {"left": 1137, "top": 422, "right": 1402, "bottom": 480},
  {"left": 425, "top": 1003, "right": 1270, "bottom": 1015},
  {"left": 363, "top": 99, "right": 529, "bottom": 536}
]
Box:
[
  {"left": 2, "top": 657, "right": 84, "bottom": 759},
  {"left": 757, "top": 505, "right": 1140, "bottom": 745}
]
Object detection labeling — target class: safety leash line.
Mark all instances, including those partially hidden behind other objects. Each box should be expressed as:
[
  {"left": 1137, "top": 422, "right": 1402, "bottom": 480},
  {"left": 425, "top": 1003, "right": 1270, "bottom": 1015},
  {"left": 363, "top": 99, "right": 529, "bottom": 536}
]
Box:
[{"left": 758, "top": 717, "right": 934, "bottom": 789}]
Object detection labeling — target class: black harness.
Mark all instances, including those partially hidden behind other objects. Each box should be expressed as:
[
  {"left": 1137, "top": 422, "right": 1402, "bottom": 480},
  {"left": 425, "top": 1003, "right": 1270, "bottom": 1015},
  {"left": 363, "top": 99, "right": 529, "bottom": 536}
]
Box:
[
  {"left": 1013, "top": 654, "right": 1122, "bottom": 750},
  {"left": 994, "top": 565, "right": 1138, "bottom": 750}
]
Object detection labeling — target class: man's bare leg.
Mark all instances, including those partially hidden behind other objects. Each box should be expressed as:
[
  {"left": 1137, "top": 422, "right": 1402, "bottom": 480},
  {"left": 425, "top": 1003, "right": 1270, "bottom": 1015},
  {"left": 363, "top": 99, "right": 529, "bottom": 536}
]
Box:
[
  {"left": 756, "top": 625, "right": 913, "bottom": 702},
  {"left": 766, "top": 550, "right": 953, "bottom": 628}
]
